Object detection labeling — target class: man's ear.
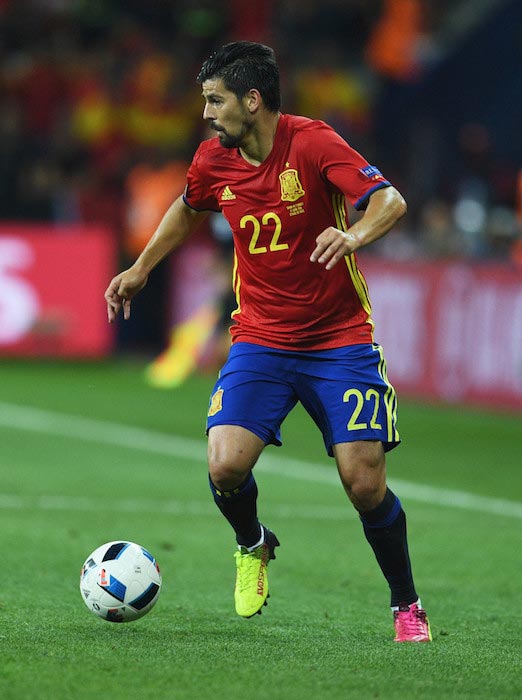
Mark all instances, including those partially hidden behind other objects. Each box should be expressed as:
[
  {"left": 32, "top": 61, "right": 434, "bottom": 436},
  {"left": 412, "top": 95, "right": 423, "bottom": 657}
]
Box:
[{"left": 245, "top": 89, "right": 262, "bottom": 114}]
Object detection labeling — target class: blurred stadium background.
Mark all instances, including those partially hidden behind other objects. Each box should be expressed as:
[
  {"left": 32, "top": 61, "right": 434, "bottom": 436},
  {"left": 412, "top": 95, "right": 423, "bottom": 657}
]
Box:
[
  {"left": 1, "top": 0, "right": 521, "bottom": 410},
  {"left": 1, "top": 5, "right": 522, "bottom": 696}
]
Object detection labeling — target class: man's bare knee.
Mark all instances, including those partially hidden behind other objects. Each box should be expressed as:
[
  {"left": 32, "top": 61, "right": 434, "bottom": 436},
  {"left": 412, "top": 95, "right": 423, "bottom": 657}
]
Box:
[
  {"left": 207, "top": 425, "right": 264, "bottom": 490},
  {"left": 345, "top": 476, "right": 384, "bottom": 511},
  {"left": 208, "top": 457, "right": 248, "bottom": 490},
  {"left": 334, "top": 440, "right": 387, "bottom": 511}
]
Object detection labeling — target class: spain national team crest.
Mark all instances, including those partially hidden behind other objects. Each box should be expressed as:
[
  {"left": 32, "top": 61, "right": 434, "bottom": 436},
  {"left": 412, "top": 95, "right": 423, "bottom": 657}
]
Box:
[
  {"left": 208, "top": 387, "right": 224, "bottom": 417},
  {"left": 279, "top": 168, "right": 305, "bottom": 202}
]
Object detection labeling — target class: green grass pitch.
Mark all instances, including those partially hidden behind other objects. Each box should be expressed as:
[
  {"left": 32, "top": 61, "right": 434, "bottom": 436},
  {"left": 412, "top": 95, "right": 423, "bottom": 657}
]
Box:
[{"left": 0, "top": 359, "right": 520, "bottom": 699}]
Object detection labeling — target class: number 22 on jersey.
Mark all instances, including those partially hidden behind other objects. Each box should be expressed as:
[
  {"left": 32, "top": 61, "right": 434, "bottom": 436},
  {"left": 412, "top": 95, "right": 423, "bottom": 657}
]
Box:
[{"left": 240, "top": 213, "right": 289, "bottom": 254}]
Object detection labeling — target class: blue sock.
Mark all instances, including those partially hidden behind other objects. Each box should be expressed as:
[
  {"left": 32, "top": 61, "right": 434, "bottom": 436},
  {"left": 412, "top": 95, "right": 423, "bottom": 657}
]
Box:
[
  {"left": 209, "top": 471, "right": 261, "bottom": 548},
  {"left": 360, "top": 488, "right": 418, "bottom": 607}
]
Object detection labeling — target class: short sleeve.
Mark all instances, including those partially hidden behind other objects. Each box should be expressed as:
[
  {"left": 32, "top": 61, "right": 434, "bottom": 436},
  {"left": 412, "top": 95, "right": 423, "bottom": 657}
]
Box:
[
  {"left": 315, "top": 125, "right": 391, "bottom": 210},
  {"left": 183, "top": 148, "right": 221, "bottom": 212}
]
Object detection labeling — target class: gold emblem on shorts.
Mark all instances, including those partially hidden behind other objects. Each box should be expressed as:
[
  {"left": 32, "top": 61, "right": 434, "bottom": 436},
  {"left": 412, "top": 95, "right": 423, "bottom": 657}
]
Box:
[
  {"left": 279, "top": 168, "right": 305, "bottom": 202},
  {"left": 208, "top": 388, "right": 224, "bottom": 416}
]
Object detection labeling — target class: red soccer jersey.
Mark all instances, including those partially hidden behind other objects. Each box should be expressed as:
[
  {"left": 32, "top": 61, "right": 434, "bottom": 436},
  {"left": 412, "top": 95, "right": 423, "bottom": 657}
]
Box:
[{"left": 183, "top": 113, "right": 391, "bottom": 350}]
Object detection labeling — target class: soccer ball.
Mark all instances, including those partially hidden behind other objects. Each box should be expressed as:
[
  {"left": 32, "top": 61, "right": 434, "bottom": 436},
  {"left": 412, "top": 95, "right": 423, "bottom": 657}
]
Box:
[{"left": 80, "top": 541, "right": 162, "bottom": 623}]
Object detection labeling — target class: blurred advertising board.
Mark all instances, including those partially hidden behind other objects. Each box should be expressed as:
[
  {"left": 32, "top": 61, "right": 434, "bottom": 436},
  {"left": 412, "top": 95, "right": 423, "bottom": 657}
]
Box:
[
  {"left": 362, "top": 257, "right": 522, "bottom": 410},
  {"left": 0, "top": 224, "right": 115, "bottom": 357}
]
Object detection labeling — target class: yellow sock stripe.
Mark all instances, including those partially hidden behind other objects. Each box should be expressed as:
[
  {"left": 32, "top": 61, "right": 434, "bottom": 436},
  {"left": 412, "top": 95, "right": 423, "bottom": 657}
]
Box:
[
  {"left": 376, "top": 345, "right": 399, "bottom": 442},
  {"left": 331, "top": 194, "right": 374, "bottom": 334}
]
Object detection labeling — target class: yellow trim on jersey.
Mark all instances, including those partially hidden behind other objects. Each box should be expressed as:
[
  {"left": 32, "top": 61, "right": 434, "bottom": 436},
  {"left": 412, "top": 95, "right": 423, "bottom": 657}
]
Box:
[
  {"left": 375, "top": 345, "right": 400, "bottom": 443},
  {"left": 331, "top": 193, "right": 374, "bottom": 334},
  {"left": 231, "top": 250, "right": 241, "bottom": 318}
]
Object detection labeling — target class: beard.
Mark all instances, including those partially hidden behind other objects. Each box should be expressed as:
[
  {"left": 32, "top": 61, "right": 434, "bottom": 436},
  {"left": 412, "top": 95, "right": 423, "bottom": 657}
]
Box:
[
  {"left": 211, "top": 121, "right": 249, "bottom": 149},
  {"left": 215, "top": 130, "right": 240, "bottom": 149}
]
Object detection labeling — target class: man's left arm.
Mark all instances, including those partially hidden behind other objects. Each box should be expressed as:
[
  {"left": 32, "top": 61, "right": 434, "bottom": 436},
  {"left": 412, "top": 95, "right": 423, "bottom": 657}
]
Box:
[{"left": 310, "top": 186, "right": 407, "bottom": 270}]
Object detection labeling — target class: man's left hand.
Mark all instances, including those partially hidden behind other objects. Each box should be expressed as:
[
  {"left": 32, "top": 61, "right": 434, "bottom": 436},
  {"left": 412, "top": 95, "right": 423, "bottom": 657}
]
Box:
[{"left": 310, "top": 227, "right": 359, "bottom": 270}]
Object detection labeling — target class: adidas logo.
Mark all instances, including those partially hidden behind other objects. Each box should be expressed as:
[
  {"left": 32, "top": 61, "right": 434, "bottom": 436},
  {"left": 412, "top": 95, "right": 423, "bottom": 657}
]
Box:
[{"left": 221, "top": 186, "right": 236, "bottom": 201}]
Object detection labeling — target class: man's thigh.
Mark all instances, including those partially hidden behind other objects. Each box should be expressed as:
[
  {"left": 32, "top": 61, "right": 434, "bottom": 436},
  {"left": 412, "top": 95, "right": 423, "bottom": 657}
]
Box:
[
  {"left": 295, "top": 343, "right": 401, "bottom": 456},
  {"left": 206, "top": 344, "right": 298, "bottom": 447}
]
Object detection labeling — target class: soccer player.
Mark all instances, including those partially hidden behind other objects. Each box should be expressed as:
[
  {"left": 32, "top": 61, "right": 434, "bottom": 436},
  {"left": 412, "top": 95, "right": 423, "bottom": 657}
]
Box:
[{"left": 105, "top": 41, "right": 431, "bottom": 643}]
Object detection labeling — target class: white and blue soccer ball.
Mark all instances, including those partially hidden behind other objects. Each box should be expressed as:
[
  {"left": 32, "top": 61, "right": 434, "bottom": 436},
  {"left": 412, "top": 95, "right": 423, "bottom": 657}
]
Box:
[{"left": 80, "top": 541, "right": 162, "bottom": 623}]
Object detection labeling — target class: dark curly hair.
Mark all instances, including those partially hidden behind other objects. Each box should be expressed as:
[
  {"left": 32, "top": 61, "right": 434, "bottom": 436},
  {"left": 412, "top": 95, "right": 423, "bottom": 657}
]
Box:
[{"left": 197, "top": 41, "right": 281, "bottom": 113}]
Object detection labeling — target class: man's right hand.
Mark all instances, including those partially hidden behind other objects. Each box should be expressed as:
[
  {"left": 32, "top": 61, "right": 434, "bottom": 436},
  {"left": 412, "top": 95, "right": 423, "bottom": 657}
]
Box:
[{"left": 104, "top": 268, "right": 148, "bottom": 323}]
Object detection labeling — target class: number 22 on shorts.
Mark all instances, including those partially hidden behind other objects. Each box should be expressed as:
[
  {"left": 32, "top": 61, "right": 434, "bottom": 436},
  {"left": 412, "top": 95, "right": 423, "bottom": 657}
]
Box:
[{"left": 343, "top": 388, "right": 382, "bottom": 431}]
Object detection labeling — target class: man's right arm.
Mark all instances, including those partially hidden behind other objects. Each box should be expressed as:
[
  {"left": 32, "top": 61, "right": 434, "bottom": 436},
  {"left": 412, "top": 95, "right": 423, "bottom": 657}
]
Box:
[{"left": 105, "top": 195, "right": 209, "bottom": 323}]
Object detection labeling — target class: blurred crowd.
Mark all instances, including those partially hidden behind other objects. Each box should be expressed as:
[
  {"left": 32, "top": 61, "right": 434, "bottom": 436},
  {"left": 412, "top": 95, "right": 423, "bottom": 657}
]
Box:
[{"left": 1, "top": 0, "right": 520, "bottom": 268}]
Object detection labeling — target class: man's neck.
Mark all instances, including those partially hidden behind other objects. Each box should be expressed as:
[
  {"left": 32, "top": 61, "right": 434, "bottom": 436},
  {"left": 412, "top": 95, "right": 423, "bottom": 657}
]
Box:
[{"left": 239, "top": 112, "right": 281, "bottom": 166}]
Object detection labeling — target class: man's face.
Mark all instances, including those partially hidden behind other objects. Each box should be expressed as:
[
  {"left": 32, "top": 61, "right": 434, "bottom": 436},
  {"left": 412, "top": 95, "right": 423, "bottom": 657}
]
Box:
[{"left": 201, "top": 78, "right": 252, "bottom": 149}]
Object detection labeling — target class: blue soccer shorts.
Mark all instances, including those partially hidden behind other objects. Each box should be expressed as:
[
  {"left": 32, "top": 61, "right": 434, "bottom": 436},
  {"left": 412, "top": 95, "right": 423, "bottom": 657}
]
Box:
[{"left": 206, "top": 342, "right": 400, "bottom": 457}]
